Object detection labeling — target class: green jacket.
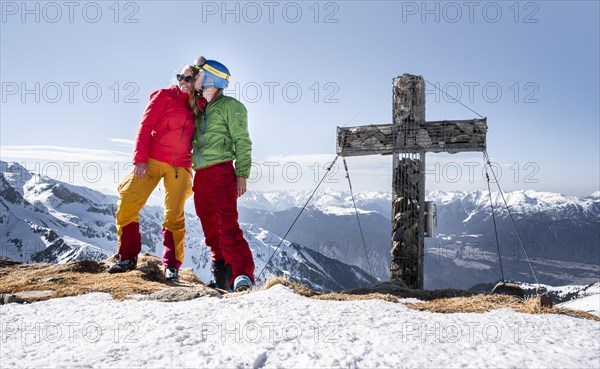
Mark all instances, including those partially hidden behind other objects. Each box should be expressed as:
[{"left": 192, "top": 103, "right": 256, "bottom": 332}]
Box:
[{"left": 191, "top": 91, "right": 252, "bottom": 177}]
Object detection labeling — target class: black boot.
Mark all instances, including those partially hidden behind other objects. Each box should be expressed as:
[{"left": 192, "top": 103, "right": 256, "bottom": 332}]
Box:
[
  {"left": 209, "top": 260, "right": 232, "bottom": 290},
  {"left": 107, "top": 256, "right": 137, "bottom": 273},
  {"left": 164, "top": 266, "right": 179, "bottom": 282}
]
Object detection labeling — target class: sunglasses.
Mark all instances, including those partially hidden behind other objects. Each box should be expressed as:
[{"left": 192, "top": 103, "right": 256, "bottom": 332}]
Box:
[{"left": 176, "top": 74, "right": 194, "bottom": 83}]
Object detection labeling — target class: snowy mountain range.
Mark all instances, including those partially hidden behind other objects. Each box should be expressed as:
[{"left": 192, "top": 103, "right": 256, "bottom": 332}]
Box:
[
  {"left": 238, "top": 189, "right": 392, "bottom": 216},
  {"left": 0, "top": 161, "right": 376, "bottom": 292},
  {"left": 236, "top": 188, "right": 599, "bottom": 289},
  {"left": 519, "top": 281, "right": 600, "bottom": 304},
  {"left": 424, "top": 189, "right": 599, "bottom": 289},
  {"left": 1, "top": 160, "right": 598, "bottom": 291}
]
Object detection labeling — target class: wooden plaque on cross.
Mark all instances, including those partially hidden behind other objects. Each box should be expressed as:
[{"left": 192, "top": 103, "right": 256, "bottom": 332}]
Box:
[{"left": 336, "top": 74, "right": 487, "bottom": 289}]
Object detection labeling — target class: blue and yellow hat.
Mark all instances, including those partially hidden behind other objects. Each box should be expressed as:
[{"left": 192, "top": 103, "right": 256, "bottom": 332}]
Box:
[{"left": 201, "top": 60, "right": 230, "bottom": 89}]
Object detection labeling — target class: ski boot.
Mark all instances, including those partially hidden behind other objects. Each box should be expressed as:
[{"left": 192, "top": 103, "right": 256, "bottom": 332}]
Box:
[
  {"left": 207, "top": 260, "right": 232, "bottom": 290},
  {"left": 233, "top": 275, "right": 253, "bottom": 292},
  {"left": 107, "top": 256, "right": 137, "bottom": 273},
  {"left": 164, "top": 266, "right": 179, "bottom": 282}
]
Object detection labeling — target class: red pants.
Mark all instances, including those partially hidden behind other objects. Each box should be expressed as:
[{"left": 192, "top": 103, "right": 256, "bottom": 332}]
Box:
[{"left": 193, "top": 161, "right": 255, "bottom": 287}]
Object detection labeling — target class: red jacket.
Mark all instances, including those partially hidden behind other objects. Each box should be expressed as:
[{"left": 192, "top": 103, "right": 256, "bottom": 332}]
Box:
[{"left": 133, "top": 86, "right": 196, "bottom": 168}]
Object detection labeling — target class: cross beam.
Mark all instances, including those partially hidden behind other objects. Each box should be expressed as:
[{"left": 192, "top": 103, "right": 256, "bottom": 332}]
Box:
[
  {"left": 337, "top": 118, "right": 487, "bottom": 156},
  {"left": 335, "top": 74, "right": 487, "bottom": 289}
]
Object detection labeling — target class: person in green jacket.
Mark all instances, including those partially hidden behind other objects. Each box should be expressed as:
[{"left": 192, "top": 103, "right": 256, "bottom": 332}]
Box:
[{"left": 192, "top": 59, "right": 255, "bottom": 292}]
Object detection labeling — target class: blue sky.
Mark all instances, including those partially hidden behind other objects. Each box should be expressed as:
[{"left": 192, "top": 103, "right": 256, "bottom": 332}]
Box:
[{"left": 1, "top": 1, "right": 598, "bottom": 195}]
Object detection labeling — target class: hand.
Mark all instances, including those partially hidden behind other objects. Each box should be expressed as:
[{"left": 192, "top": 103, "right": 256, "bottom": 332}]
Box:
[
  {"left": 236, "top": 176, "right": 247, "bottom": 197},
  {"left": 134, "top": 163, "right": 147, "bottom": 179}
]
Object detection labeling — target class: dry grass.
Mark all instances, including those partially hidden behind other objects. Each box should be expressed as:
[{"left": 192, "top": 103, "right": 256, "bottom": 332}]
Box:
[
  {"left": 405, "top": 293, "right": 600, "bottom": 322},
  {"left": 313, "top": 292, "right": 400, "bottom": 303},
  {"left": 261, "top": 277, "right": 320, "bottom": 297},
  {"left": 2, "top": 259, "right": 598, "bottom": 322},
  {"left": 0, "top": 253, "right": 206, "bottom": 301},
  {"left": 260, "top": 279, "right": 600, "bottom": 322},
  {"left": 519, "top": 295, "right": 600, "bottom": 321},
  {"left": 258, "top": 277, "right": 396, "bottom": 302},
  {"left": 407, "top": 294, "right": 523, "bottom": 313}
]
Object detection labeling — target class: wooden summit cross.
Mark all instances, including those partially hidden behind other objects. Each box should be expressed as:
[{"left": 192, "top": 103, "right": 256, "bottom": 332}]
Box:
[{"left": 336, "top": 74, "right": 487, "bottom": 289}]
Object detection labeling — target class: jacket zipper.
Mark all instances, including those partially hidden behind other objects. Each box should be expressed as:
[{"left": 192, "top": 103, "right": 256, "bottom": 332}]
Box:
[
  {"left": 197, "top": 101, "right": 211, "bottom": 169},
  {"left": 196, "top": 92, "right": 224, "bottom": 170}
]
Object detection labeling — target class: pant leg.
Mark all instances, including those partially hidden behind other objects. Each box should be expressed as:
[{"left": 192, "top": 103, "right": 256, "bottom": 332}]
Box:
[
  {"left": 193, "top": 167, "right": 224, "bottom": 262},
  {"left": 201, "top": 161, "right": 255, "bottom": 286},
  {"left": 162, "top": 163, "right": 193, "bottom": 268},
  {"left": 115, "top": 159, "right": 161, "bottom": 260}
]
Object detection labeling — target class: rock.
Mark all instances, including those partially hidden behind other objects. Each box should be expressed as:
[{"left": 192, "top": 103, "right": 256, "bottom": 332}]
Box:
[
  {"left": 142, "top": 287, "right": 221, "bottom": 302},
  {"left": 0, "top": 294, "right": 26, "bottom": 305},
  {"left": 490, "top": 281, "right": 526, "bottom": 299},
  {"left": 337, "top": 119, "right": 487, "bottom": 155},
  {"left": 137, "top": 263, "right": 164, "bottom": 282},
  {"left": 0, "top": 257, "right": 23, "bottom": 267},
  {"left": 540, "top": 294, "right": 554, "bottom": 308},
  {"left": 416, "top": 129, "right": 432, "bottom": 148},
  {"left": 450, "top": 134, "right": 471, "bottom": 143},
  {"left": 35, "top": 277, "right": 65, "bottom": 283},
  {"left": 456, "top": 122, "right": 474, "bottom": 135},
  {"left": 13, "top": 290, "right": 54, "bottom": 301},
  {"left": 70, "top": 261, "right": 105, "bottom": 273}
]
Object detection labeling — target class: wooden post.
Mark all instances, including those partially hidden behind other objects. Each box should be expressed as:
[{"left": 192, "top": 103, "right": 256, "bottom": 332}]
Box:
[{"left": 390, "top": 75, "right": 426, "bottom": 289}]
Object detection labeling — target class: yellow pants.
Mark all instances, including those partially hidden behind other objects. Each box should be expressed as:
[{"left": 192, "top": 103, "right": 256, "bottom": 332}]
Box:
[{"left": 115, "top": 158, "right": 193, "bottom": 267}]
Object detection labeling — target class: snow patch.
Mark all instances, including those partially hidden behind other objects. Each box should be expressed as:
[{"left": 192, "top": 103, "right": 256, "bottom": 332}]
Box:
[
  {"left": 558, "top": 295, "right": 600, "bottom": 317},
  {"left": 1, "top": 288, "right": 599, "bottom": 368}
]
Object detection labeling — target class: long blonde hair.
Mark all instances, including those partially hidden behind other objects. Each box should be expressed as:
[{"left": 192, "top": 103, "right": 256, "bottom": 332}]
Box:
[{"left": 180, "top": 65, "right": 200, "bottom": 117}]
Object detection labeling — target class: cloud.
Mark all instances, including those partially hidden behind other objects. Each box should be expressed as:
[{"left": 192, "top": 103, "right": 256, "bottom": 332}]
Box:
[
  {"left": 0, "top": 145, "right": 131, "bottom": 163},
  {"left": 259, "top": 153, "right": 340, "bottom": 165},
  {"left": 109, "top": 138, "right": 135, "bottom": 146}
]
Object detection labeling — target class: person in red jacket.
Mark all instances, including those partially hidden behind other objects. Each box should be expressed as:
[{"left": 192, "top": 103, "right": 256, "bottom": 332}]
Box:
[{"left": 108, "top": 65, "right": 202, "bottom": 282}]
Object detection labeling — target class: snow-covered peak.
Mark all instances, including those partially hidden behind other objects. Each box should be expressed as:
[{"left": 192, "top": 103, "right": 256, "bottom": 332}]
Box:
[
  {"left": 427, "top": 189, "right": 599, "bottom": 217},
  {"left": 241, "top": 188, "right": 599, "bottom": 221},
  {"left": 239, "top": 188, "right": 391, "bottom": 215},
  {"left": 1, "top": 160, "right": 115, "bottom": 206},
  {"left": 319, "top": 206, "right": 375, "bottom": 216},
  {"left": 1, "top": 161, "right": 33, "bottom": 191}
]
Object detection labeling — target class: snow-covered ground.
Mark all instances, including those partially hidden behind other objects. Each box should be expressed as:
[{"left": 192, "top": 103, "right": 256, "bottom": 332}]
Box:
[
  {"left": 559, "top": 295, "right": 600, "bottom": 318},
  {"left": 2, "top": 285, "right": 599, "bottom": 368}
]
